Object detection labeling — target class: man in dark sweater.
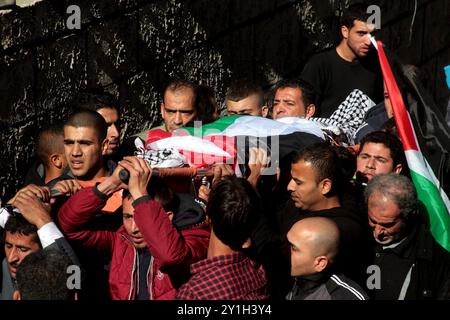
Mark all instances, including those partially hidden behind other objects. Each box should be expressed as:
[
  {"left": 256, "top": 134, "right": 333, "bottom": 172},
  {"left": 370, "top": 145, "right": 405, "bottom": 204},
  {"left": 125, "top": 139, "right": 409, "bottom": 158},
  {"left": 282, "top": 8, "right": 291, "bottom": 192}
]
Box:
[
  {"left": 283, "top": 142, "right": 369, "bottom": 284},
  {"left": 300, "top": 3, "right": 383, "bottom": 117}
]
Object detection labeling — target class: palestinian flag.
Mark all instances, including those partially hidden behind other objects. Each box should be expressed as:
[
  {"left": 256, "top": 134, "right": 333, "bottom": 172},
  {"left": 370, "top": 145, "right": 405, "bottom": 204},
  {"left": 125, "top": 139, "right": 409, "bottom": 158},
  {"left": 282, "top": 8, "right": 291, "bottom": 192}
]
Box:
[
  {"left": 145, "top": 115, "right": 324, "bottom": 174},
  {"left": 376, "top": 40, "right": 450, "bottom": 251}
]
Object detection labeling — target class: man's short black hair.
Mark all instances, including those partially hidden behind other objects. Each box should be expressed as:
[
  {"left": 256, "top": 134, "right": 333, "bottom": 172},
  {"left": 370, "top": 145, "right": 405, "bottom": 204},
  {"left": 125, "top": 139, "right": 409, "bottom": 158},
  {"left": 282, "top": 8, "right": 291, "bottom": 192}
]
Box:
[
  {"left": 74, "top": 90, "right": 119, "bottom": 113},
  {"left": 292, "top": 142, "right": 344, "bottom": 196},
  {"left": 226, "top": 79, "right": 264, "bottom": 107},
  {"left": 195, "top": 85, "right": 219, "bottom": 125},
  {"left": 16, "top": 249, "right": 74, "bottom": 300},
  {"left": 359, "top": 131, "right": 405, "bottom": 168},
  {"left": 340, "top": 2, "right": 372, "bottom": 29},
  {"left": 122, "top": 176, "right": 180, "bottom": 214},
  {"left": 4, "top": 213, "right": 40, "bottom": 246},
  {"left": 275, "top": 78, "right": 316, "bottom": 107},
  {"left": 206, "top": 176, "right": 261, "bottom": 251},
  {"left": 36, "top": 122, "right": 65, "bottom": 167},
  {"left": 163, "top": 78, "right": 198, "bottom": 103},
  {"left": 64, "top": 108, "right": 108, "bottom": 142}
]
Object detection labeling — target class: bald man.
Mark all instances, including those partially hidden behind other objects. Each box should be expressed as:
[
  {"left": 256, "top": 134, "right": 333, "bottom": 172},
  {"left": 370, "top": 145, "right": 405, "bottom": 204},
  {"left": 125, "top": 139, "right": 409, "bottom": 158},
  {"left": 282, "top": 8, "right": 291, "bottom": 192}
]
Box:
[{"left": 286, "top": 217, "right": 369, "bottom": 300}]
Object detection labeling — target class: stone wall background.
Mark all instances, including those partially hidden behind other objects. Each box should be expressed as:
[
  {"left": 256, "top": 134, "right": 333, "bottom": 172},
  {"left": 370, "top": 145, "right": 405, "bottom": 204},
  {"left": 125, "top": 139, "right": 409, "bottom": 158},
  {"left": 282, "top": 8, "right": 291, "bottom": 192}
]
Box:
[{"left": 0, "top": 0, "right": 449, "bottom": 201}]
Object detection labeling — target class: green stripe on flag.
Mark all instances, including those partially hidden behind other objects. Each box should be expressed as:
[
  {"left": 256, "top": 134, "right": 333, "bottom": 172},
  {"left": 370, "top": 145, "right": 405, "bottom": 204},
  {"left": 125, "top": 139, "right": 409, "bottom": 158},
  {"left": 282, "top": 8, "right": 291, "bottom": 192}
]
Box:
[
  {"left": 410, "top": 170, "right": 450, "bottom": 251},
  {"left": 181, "top": 115, "right": 243, "bottom": 137}
]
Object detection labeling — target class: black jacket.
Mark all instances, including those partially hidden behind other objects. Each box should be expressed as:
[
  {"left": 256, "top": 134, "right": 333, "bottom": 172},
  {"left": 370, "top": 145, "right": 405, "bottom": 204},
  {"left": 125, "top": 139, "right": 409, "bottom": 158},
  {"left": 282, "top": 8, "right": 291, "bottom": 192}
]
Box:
[
  {"left": 286, "top": 273, "right": 369, "bottom": 300},
  {"left": 370, "top": 222, "right": 450, "bottom": 300}
]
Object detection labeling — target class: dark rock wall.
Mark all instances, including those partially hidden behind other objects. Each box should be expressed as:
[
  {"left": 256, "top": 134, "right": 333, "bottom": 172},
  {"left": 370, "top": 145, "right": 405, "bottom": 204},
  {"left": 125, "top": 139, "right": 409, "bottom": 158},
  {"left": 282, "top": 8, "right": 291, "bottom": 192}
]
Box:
[{"left": 1, "top": 0, "right": 449, "bottom": 201}]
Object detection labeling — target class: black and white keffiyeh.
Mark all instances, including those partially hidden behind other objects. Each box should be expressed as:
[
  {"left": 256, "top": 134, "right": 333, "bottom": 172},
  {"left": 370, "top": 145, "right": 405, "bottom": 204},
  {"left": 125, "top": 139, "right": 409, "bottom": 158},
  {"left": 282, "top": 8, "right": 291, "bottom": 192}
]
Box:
[
  {"left": 133, "top": 138, "right": 187, "bottom": 168},
  {"left": 312, "top": 89, "right": 376, "bottom": 145}
]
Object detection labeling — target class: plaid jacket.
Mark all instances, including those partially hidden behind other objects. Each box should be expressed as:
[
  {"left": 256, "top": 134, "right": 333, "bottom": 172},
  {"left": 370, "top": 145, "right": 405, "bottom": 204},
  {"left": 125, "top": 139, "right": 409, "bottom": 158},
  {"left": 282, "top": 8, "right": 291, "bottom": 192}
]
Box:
[{"left": 176, "top": 252, "right": 268, "bottom": 300}]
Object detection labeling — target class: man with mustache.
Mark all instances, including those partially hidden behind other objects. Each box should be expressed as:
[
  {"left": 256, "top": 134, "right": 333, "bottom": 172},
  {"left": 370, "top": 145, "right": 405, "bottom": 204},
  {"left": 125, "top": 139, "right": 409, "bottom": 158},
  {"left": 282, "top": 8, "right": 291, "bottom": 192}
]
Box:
[
  {"left": 300, "top": 3, "right": 383, "bottom": 117},
  {"left": 364, "top": 173, "right": 450, "bottom": 299},
  {"left": 271, "top": 79, "right": 316, "bottom": 120}
]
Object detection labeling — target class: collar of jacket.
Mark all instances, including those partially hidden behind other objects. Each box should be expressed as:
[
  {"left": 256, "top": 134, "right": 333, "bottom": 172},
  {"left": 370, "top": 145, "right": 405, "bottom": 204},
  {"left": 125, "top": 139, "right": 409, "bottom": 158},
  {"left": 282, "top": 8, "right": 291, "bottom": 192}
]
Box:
[{"left": 293, "top": 272, "right": 330, "bottom": 295}]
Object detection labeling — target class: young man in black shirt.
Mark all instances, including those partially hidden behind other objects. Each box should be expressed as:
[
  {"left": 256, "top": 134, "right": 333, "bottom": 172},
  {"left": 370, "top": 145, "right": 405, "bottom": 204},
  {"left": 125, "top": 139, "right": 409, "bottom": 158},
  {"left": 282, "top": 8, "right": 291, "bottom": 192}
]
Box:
[{"left": 301, "top": 3, "right": 383, "bottom": 117}]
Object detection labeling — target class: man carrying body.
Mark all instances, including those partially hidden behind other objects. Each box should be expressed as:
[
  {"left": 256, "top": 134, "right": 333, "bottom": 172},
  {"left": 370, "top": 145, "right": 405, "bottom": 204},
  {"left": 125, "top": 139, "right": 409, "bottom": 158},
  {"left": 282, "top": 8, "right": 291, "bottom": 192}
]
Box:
[
  {"left": 272, "top": 79, "right": 316, "bottom": 120},
  {"left": 135, "top": 79, "right": 198, "bottom": 141}
]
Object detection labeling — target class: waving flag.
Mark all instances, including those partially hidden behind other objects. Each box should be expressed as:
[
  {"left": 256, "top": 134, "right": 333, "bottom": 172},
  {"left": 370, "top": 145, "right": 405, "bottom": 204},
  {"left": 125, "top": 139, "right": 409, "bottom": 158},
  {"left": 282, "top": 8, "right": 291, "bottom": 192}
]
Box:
[{"left": 376, "top": 40, "right": 450, "bottom": 251}]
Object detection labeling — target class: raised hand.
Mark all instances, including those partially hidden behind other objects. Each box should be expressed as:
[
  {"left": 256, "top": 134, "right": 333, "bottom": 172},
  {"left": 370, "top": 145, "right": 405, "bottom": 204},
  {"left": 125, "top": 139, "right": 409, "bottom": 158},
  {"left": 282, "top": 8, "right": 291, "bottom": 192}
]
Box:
[
  {"left": 118, "top": 156, "right": 152, "bottom": 200},
  {"left": 247, "top": 147, "right": 269, "bottom": 188},
  {"left": 7, "top": 184, "right": 51, "bottom": 205},
  {"left": 212, "top": 163, "right": 235, "bottom": 186},
  {"left": 10, "top": 191, "right": 52, "bottom": 229},
  {"left": 52, "top": 179, "right": 82, "bottom": 197}
]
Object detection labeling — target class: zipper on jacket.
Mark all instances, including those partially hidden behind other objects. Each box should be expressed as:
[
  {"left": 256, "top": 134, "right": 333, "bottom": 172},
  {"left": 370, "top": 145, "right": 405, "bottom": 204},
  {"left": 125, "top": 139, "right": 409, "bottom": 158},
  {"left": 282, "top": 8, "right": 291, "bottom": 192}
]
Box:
[
  {"left": 148, "top": 256, "right": 154, "bottom": 300},
  {"left": 128, "top": 247, "right": 137, "bottom": 300}
]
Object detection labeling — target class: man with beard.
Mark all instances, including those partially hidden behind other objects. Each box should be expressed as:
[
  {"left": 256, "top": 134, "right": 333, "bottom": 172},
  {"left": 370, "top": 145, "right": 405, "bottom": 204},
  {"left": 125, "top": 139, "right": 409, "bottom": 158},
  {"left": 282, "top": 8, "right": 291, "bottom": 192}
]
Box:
[
  {"left": 365, "top": 173, "right": 450, "bottom": 299},
  {"left": 300, "top": 3, "right": 383, "bottom": 117}
]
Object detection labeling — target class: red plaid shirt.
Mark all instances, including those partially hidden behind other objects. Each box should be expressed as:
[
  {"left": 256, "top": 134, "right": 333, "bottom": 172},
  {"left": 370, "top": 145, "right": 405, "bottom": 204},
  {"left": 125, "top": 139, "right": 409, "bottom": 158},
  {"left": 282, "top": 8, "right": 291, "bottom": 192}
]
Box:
[{"left": 176, "top": 252, "right": 268, "bottom": 300}]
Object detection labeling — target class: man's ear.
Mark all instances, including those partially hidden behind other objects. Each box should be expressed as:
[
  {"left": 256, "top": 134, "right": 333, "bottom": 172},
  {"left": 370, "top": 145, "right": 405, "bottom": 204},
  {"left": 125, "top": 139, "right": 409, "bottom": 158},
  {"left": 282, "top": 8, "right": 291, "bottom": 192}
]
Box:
[
  {"left": 13, "top": 290, "right": 21, "bottom": 300},
  {"left": 394, "top": 163, "right": 403, "bottom": 174},
  {"left": 160, "top": 102, "right": 165, "bottom": 116},
  {"left": 320, "top": 178, "right": 332, "bottom": 195},
  {"left": 101, "top": 139, "right": 109, "bottom": 155},
  {"left": 166, "top": 211, "right": 174, "bottom": 222},
  {"left": 305, "top": 104, "right": 316, "bottom": 119},
  {"left": 314, "top": 256, "right": 329, "bottom": 273},
  {"left": 341, "top": 26, "right": 349, "bottom": 39},
  {"left": 50, "top": 153, "right": 63, "bottom": 169},
  {"left": 242, "top": 238, "right": 252, "bottom": 249},
  {"left": 261, "top": 105, "right": 269, "bottom": 118}
]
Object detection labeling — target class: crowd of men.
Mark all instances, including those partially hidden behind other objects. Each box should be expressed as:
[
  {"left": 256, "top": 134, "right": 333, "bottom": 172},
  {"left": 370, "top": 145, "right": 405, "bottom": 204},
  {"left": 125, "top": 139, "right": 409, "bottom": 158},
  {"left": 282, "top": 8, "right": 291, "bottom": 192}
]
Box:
[{"left": 1, "top": 3, "right": 450, "bottom": 300}]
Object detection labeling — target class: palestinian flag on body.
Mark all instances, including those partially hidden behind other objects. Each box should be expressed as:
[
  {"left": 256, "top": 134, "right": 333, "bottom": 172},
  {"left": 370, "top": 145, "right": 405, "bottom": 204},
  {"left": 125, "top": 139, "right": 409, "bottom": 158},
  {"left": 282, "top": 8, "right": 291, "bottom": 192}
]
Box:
[
  {"left": 376, "top": 40, "right": 450, "bottom": 251},
  {"left": 145, "top": 115, "right": 324, "bottom": 172}
]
